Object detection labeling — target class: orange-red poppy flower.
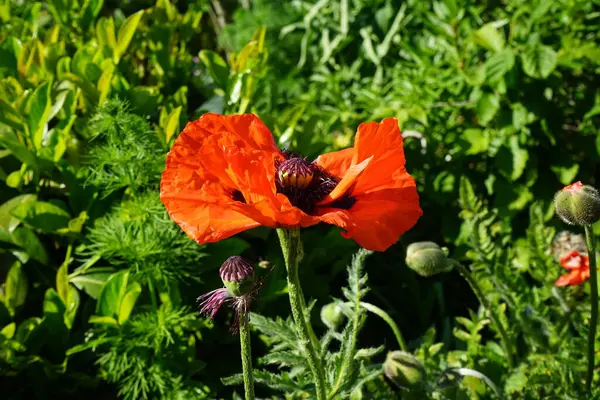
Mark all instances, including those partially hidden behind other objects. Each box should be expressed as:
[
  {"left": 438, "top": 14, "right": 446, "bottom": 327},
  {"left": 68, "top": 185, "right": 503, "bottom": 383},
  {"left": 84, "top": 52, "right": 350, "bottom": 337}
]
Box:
[
  {"left": 554, "top": 250, "right": 590, "bottom": 286},
  {"left": 160, "top": 113, "right": 422, "bottom": 251}
]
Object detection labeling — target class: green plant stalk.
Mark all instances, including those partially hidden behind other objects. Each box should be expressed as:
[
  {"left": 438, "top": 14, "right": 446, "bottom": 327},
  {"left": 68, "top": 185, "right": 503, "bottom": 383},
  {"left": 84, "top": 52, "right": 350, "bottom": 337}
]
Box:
[
  {"left": 584, "top": 225, "right": 598, "bottom": 393},
  {"left": 454, "top": 262, "right": 514, "bottom": 369},
  {"left": 360, "top": 302, "right": 408, "bottom": 352},
  {"left": 277, "top": 229, "right": 326, "bottom": 400},
  {"left": 239, "top": 317, "right": 255, "bottom": 400}
]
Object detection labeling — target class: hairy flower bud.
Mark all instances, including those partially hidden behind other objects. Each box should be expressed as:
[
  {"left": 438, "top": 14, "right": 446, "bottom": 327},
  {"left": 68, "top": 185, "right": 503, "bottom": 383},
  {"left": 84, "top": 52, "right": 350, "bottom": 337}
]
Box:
[
  {"left": 320, "top": 302, "right": 345, "bottom": 330},
  {"left": 554, "top": 181, "right": 600, "bottom": 226},
  {"left": 405, "top": 241, "right": 453, "bottom": 277},
  {"left": 384, "top": 351, "right": 426, "bottom": 389},
  {"left": 219, "top": 256, "right": 255, "bottom": 297}
]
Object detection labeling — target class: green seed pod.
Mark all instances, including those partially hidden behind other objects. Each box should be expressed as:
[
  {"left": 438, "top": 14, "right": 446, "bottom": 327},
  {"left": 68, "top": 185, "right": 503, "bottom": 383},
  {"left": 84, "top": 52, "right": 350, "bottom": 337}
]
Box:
[
  {"left": 383, "top": 351, "right": 426, "bottom": 389},
  {"left": 320, "top": 302, "right": 345, "bottom": 330},
  {"left": 554, "top": 182, "right": 600, "bottom": 226},
  {"left": 405, "top": 241, "right": 453, "bottom": 277},
  {"left": 219, "top": 256, "right": 255, "bottom": 297}
]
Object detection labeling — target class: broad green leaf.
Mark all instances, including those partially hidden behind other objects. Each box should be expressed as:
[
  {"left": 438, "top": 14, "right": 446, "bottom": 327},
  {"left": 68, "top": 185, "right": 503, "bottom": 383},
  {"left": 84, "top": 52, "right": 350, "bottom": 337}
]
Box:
[
  {"left": 88, "top": 315, "right": 118, "bottom": 326},
  {"left": 56, "top": 262, "right": 69, "bottom": 305},
  {"left": 118, "top": 282, "right": 141, "bottom": 324},
  {"left": 1, "top": 322, "right": 16, "bottom": 338},
  {"left": 43, "top": 288, "right": 65, "bottom": 317},
  {"left": 81, "top": 0, "right": 104, "bottom": 28},
  {"left": 116, "top": 10, "right": 144, "bottom": 61},
  {"left": 41, "top": 288, "right": 69, "bottom": 355},
  {"left": 96, "top": 17, "right": 117, "bottom": 57},
  {"left": 67, "top": 211, "right": 88, "bottom": 233},
  {"left": 27, "top": 82, "right": 52, "bottom": 149},
  {"left": 495, "top": 136, "right": 529, "bottom": 181},
  {"left": 164, "top": 106, "right": 182, "bottom": 143},
  {"left": 461, "top": 129, "right": 489, "bottom": 155},
  {"left": 64, "top": 286, "right": 79, "bottom": 329},
  {"left": 476, "top": 93, "right": 500, "bottom": 126},
  {"left": 48, "top": 90, "right": 69, "bottom": 121},
  {"left": 127, "top": 86, "right": 160, "bottom": 115},
  {"left": 96, "top": 270, "right": 129, "bottom": 317},
  {"left": 64, "top": 72, "right": 100, "bottom": 104},
  {"left": 0, "top": 98, "right": 25, "bottom": 130},
  {"left": 70, "top": 267, "right": 114, "bottom": 299},
  {"left": 0, "top": 194, "right": 36, "bottom": 232},
  {"left": 0, "top": 130, "right": 38, "bottom": 168},
  {"left": 199, "top": 50, "right": 229, "bottom": 90},
  {"left": 472, "top": 23, "right": 505, "bottom": 53},
  {"left": 485, "top": 49, "right": 515, "bottom": 82},
  {"left": 11, "top": 200, "right": 71, "bottom": 233},
  {"left": 3, "top": 262, "right": 28, "bottom": 315},
  {"left": 521, "top": 44, "right": 557, "bottom": 79},
  {"left": 97, "top": 63, "right": 115, "bottom": 105},
  {"left": 15, "top": 317, "right": 41, "bottom": 345},
  {"left": 551, "top": 164, "right": 579, "bottom": 185},
  {"left": 9, "top": 226, "right": 49, "bottom": 264}
]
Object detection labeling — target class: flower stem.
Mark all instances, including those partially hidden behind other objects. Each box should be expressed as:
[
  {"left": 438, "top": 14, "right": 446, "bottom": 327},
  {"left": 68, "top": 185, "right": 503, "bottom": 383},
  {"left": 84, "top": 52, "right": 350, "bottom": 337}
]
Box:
[
  {"left": 584, "top": 225, "right": 598, "bottom": 393},
  {"left": 454, "top": 261, "right": 514, "bottom": 369},
  {"left": 277, "top": 229, "right": 327, "bottom": 400},
  {"left": 239, "top": 317, "right": 255, "bottom": 400},
  {"left": 359, "top": 302, "right": 408, "bottom": 351}
]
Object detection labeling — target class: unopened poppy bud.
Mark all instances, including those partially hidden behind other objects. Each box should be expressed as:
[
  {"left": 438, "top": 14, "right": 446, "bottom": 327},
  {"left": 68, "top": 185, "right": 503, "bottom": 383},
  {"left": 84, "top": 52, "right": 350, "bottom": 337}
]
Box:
[
  {"left": 384, "top": 351, "right": 426, "bottom": 389},
  {"left": 278, "top": 157, "right": 314, "bottom": 189},
  {"left": 219, "top": 256, "right": 255, "bottom": 297},
  {"left": 405, "top": 241, "right": 453, "bottom": 277},
  {"left": 554, "top": 182, "right": 600, "bottom": 226},
  {"left": 320, "top": 302, "right": 345, "bottom": 330}
]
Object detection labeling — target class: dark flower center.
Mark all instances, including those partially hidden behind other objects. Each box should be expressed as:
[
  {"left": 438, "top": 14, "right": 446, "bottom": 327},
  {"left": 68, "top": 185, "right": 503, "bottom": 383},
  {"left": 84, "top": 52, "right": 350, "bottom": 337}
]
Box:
[{"left": 275, "top": 154, "right": 354, "bottom": 214}]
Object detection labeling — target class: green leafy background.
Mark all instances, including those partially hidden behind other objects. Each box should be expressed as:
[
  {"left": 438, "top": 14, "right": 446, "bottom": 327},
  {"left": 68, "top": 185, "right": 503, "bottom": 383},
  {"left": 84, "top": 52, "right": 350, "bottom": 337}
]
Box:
[{"left": 1, "top": 0, "right": 599, "bottom": 399}]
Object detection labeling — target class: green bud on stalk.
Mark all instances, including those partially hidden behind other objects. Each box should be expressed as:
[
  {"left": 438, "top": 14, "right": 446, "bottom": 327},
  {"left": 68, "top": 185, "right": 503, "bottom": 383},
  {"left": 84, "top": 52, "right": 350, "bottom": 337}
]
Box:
[
  {"left": 405, "top": 241, "right": 453, "bottom": 277},
  {"left": 320, "top": 302, "right": 345, "bottom": 330},
  {"left": 219, "top": 256, "right": 255, "bottom": 297},
  {"left": 554, "top": 181, "right": 600, "bottom": 226},
  {"left": 383, "top": 351, "right": 426, "bottom": 389}
]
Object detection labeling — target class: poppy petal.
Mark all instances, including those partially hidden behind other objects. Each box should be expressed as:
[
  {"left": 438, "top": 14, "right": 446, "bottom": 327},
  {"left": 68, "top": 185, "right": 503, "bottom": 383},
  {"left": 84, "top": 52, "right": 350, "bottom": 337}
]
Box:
[
  {"left": 318, "top": 157, "right": 372, "bottom": 204},
  {"left": 554, "top": 269, "right": 589, "bottom": 286},
  {"left": 318, "top": 187, "right": 422, "bottom": 251},
  {"left": 315, "top": 147, "right": 354, "bottom": 177},
  {"left": 352, "top": 118, "right": 404, "bottom": 165}
]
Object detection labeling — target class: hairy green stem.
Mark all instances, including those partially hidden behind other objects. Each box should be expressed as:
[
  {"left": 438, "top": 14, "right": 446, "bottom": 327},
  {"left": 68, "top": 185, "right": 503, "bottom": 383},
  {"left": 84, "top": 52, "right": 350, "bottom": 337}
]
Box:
[
  {"left": 585, "top": 225, "right": 598, "bottom": 393},
  {"left": 454, "top": 262, "right": 514, "bottom": 369},
  {"left": 277, "top": 229, "right": 326, "bottom": 400},
  {"left": 360, "top": 302, "right": 408, "bottom": 352},
  {"left": 239, "top": 318, "right": 255, "bottom": 400}
]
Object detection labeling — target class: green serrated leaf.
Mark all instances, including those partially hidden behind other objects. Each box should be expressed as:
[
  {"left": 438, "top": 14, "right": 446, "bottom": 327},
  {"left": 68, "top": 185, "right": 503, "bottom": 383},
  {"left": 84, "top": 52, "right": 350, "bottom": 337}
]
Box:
[
  {"left": 485, "top": 49, "right": 515, "bottom": 82},
  {"left": 476, "top": 93, "right": 500, "bottom": 126},
  {"left": 521, "top": 44, "right": 557, "bottom": 79},
  {"left": 3, "top": 262, "right": 28, "bottom": 316},
  {"left": 472, "top": 23, "right": 505, "bottom": 53}
]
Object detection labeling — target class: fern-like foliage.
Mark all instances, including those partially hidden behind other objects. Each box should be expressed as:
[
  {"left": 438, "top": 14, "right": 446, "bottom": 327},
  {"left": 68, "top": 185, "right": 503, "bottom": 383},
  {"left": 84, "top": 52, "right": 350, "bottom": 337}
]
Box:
[
  {"left": 86, "top": 99, "right": 164, "bottom": 195},
  {"left": 91, "top": 305, "right": 209, "bottom": 400},
  {"left": 526, "top": 202, "right": 557, "bottom": 282},
  {"left": 81, "top": 192, "right": 205, "bottom": 285}
]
